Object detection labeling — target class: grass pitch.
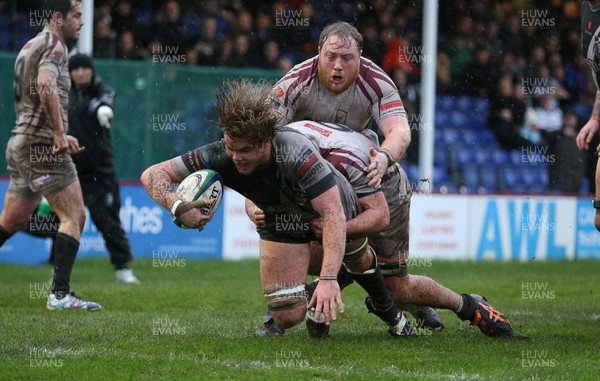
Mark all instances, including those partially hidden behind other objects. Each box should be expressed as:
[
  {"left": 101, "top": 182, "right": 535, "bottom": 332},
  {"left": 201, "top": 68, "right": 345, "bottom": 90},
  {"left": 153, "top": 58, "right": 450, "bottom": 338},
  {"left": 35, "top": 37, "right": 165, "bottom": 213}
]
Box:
[{"left": 0, "top": 257, "right": 599, "bottom": 381}]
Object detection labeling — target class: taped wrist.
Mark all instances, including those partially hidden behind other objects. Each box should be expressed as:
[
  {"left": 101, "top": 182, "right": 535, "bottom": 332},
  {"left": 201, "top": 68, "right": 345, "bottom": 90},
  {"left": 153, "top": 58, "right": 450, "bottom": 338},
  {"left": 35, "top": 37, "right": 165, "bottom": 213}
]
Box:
[{"left": 379, "top": 148, "right": 395, "bottom": 168}]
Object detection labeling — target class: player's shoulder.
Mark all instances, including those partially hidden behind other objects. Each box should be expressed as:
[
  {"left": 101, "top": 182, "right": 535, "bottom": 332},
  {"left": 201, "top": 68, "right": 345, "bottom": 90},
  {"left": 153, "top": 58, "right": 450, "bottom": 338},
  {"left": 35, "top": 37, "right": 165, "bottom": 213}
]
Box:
[
  {"left": 39, "top": 29, "right": 68, "bottom": 55},
  {"left": 359, "top": 57, "right": 396, "bottom": 85},
  {"left": 21, "top": 29, "right": 68, "bottom": 64},
  {"left": 275, "top": 126, "right": 311, "bottom": 144},
  {"left": 273, "top": 56, "right": 318, "bottom": 95}
]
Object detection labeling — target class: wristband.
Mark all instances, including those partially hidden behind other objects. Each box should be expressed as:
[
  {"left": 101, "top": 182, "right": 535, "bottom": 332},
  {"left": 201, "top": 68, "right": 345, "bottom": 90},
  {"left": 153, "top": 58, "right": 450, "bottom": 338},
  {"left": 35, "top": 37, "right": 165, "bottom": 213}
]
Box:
[
  {"left": 592, "top": 116, "right": 600, "bottom": 123},
  {"left": 379, "top": 148, "right": 395, "bottom": 168},
  {"left": 319, "top": 276, "right": 338, "bottom": 281},
  {"left": 170, "top": 199, "right": 183, "bottom": 217}
]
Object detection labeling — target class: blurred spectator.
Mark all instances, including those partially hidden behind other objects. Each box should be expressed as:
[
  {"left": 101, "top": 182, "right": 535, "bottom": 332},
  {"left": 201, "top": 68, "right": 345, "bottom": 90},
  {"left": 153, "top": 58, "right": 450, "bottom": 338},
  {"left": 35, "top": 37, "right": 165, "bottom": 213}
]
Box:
[
  {"left": 155, "top": 0, "right": 187, "bottom": 50},
  {"left": 382, "top": 37, "right": 419, "bottom": 76},
  {"left": 497, "top": 51, "right": 523, "bottom": 80},
  {"left": 215, "top": 36, "right": 233, "bottom": 66},
  {"left": 146, "top": 38, "right": 162, "bottom": 61},
  {"left": 500, "top": 13, "right": 526, "bottom": 56},
  {"left": 298, "top": 2, "right": 320, "bottom": 49},
  {"left": 255, "top": 40, "right": 282, "bottom": 70},
  {"left": 231, "top": 8, "right": 253, "bottom": 35},
  {"left": 561, "top": 28, "right": 582, "bottom": 63},
  {"left": 93, "top": 14, "right": 117, "bottom": 59},
  {"left": 391, "top": 67, "right": 420, "bottom": 164},
  {"left": 548, "top": 109, "right": 585, "bottom": 193},
  {"left": 534, "top": 95, "right": 585, "bottom": 193},
  {"left": 360, "top": 19, "right": 383, "bottom": 63},
  {"left": 112, "top": 0, "right": 137, "bottom": 34},
  {"left": 116, "top": 31, "right": 144, "bottom": 60},
  {"left": 184, "top": 46, "right": 199, "bottom": 66},
  {"left": 565, "top": 54, "right": 595, "bottom": 106},
  {"left": 448, "top": 34, "right": 472, "bottom": 85},
  {"left": 488, "top": 74, "right": 535, "bottom": 150},
  {"left": 532, "top": 63, "right": 571, "bottom": 104},
  {"left": 461, "top": 43, "right": 498, "bottom": 97},
  {"left": 532, "top": 95, "right": 564, "bottom": 141},
  {"left": 95, "top": 2, "right": 112, "bottom": 19},
  {"left": 484, "top": 20, "right": 502, "bottom": 59},
  {"left": 436, "top": 50, "right": 454, "bottom": 94},
  {"left": 223, "top": 33, "right": 253, "bottom": 68},
  {"left": 276, "top": 56, "right": 293, "bottom": 72},
  {"left": 190, "top": 16, "right": 220, "bottom": 66}
]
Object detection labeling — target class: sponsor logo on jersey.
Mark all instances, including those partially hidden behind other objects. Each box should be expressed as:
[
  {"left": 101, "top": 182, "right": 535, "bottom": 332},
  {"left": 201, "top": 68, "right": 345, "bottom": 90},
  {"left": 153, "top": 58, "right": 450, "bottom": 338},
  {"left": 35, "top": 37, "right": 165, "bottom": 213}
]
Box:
[
  {"left": 294, "top": 149, "right": 319, "bottom": 179},
  {"left": 303, "top": 122, "right": 332, "bottom": 137},
  {"left": 52, "top": 48, "right": 63, "bottom": 59},
  {"left": 274, "top": 86, "right": 285, "bottom": 97},
  {"left": 380, "top": 99, "right": 403, "bottom": 111}
]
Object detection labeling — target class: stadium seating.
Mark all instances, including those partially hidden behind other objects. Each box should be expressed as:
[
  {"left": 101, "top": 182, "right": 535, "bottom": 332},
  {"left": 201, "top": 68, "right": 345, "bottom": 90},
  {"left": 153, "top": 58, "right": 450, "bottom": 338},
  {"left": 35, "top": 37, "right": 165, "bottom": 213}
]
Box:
[{"left": 427, "top": 95, "right": 564, "bottom": 195}]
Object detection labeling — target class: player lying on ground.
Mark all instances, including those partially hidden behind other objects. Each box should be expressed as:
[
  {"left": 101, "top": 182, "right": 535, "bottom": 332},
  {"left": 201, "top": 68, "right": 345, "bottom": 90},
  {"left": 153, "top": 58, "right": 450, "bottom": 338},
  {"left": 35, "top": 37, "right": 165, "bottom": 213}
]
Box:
[
  {"left": 249, "top": 121, "right": 514, "bottom": 338},
  {"left": 140, "top": 79, "right": 415, "bottom": 336}
]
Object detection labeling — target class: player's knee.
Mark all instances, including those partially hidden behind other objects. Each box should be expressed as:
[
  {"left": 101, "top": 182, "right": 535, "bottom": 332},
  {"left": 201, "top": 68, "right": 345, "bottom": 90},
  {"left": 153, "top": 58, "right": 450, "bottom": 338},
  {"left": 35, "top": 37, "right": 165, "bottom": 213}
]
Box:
[
  {"left": 271, "top": 307, "right": 306, "bottom": 329},
  {"left": 74, "top": 208, "right": 86, "bottom": 231},
  {"left": 342, "top": 239, "right": 373, "bottom": 273},
  {"left": 264, "top": 283, "right": 308, "bottom": 328}
]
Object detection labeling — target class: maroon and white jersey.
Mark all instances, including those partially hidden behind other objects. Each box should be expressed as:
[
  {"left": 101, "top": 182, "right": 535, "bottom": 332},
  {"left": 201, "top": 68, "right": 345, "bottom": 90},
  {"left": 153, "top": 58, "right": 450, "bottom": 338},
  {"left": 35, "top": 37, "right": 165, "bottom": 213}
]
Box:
[
  {"left": 286, "top": 120, "right": 407, "bottom": 213},
  {"left": 13, "top": 27, "right": 70, "bottom": 139},
  {"left": 270, "top": 56, "right": 406, "bottom": 132},
  {"left": 285, "top": 120, "right": 380, "bottom": 197}
]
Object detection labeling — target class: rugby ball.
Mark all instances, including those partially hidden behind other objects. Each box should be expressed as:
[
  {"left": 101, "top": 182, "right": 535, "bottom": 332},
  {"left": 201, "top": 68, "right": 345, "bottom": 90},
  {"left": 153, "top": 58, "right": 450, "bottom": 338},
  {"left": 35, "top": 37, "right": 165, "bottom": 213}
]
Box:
[{"left": 173, "top": 169, "right": 223, "bottom": 228}]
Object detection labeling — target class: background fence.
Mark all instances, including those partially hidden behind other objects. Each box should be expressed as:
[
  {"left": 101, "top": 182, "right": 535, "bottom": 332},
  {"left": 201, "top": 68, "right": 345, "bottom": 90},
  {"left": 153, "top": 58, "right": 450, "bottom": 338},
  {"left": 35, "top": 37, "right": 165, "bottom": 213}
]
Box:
[{"left": 0, "top": 51, "right": 283, "bottom": 180}]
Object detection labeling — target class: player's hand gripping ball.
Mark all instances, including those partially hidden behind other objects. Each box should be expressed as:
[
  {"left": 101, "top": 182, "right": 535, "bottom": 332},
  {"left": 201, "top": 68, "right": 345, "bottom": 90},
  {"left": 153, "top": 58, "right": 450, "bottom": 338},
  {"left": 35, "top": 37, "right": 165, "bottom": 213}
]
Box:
[{"left": 172, "top": 169, "right": 223, "bottom": 228}]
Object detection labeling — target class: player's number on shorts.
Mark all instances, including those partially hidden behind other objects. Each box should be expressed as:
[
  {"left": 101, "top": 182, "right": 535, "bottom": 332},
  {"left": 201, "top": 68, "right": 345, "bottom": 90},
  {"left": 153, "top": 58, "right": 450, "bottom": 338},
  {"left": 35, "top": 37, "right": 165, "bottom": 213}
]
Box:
[{"left": 14, "top": 57, "right": 25, "bottom": 102}]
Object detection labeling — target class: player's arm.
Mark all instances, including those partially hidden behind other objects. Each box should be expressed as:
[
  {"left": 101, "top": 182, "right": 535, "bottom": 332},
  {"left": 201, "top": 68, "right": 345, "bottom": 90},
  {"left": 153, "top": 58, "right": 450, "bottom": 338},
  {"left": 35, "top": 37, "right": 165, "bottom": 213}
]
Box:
[
  {"left": 140, "top": 157, "right": 190, "bottom": 211},
  {"left": 577, "top": 91, "right": 600, "bottom": 150},
  {"left": 367, "top": 114, "right": 411, "bottom": 186},
  {"left": 245, "top": 198, "right": 272, "bottom": 228},
  {"left": 310, "top": 192, "right": 389, "bottom": 239},
  {"left": 308, "top": 185, "right": 346, "bottom": 324},
  {"left": 38, "top": 69, "right": 67, "bottom": 154},
  {"left": 141, "top": 155, "right": 212, "bottom": 229}
]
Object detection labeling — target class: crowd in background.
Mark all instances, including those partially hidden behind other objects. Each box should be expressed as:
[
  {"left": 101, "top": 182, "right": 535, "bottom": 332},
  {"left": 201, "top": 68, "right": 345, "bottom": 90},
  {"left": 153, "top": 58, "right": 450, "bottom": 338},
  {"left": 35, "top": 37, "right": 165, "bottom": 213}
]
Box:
[{"left": 0, "top": 0, "right": 594, "bottom": 192}]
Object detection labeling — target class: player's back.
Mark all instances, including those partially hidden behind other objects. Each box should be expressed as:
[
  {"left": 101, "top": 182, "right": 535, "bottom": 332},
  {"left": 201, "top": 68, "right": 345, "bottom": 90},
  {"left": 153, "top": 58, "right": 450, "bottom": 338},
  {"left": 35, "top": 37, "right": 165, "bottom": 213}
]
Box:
[
  {"left": 287, "top": 120, "right": 408, "bottom": 208},
  {"left": 13, "top": 28, "right": 70, "bottom": 139},
  {"left": 285, "top": 120, "right": 380, "bottom": 197}
]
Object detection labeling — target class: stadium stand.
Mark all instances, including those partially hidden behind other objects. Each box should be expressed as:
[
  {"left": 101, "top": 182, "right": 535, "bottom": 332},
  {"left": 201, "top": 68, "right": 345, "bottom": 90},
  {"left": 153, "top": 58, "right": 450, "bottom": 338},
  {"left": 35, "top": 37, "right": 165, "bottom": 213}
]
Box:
[{"left": 0, "top": 0, "right": 593, "bottom": 195}]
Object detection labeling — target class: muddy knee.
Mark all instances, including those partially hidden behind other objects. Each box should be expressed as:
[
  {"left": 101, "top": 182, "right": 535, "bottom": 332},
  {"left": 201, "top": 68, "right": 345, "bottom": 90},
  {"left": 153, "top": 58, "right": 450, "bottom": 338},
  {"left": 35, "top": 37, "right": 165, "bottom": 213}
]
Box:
[{"left": 264, "top": 283, "right": 308, "bottom": 329}]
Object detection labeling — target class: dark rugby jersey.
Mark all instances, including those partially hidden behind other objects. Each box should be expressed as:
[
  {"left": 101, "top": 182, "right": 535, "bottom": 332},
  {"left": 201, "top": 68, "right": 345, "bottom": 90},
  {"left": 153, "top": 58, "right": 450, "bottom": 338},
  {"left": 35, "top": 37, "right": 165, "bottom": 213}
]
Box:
[
  {"left": 582, "top": 1, "right": 600, "bottom": 89},
  {"left": 179, "top": 128, "right": 358, "bottom": 224}
]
